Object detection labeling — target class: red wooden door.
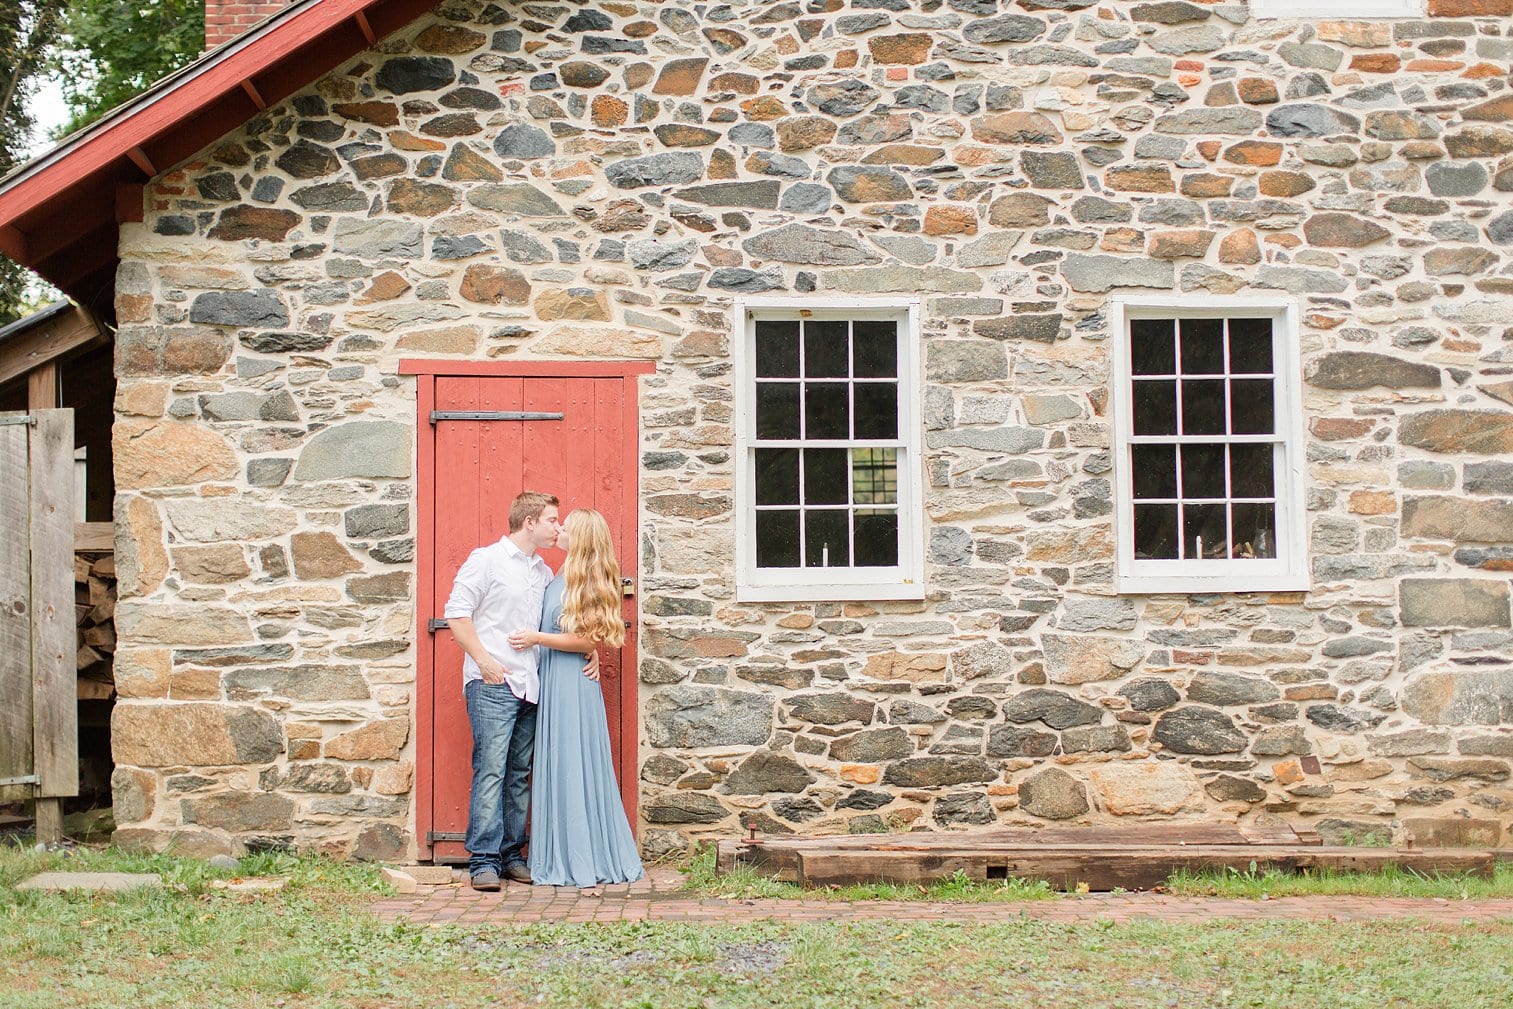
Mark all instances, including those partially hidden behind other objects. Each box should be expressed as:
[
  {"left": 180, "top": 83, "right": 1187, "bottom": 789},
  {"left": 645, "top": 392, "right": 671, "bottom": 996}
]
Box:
[{"left": 413, "top": 368, "right": 642, "bottom": 863}]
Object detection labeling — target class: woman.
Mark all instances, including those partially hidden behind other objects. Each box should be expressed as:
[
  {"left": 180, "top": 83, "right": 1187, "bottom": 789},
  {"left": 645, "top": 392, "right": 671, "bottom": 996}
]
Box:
[{"left": 507, "top": 508, "right": 644, "bottom": 890}]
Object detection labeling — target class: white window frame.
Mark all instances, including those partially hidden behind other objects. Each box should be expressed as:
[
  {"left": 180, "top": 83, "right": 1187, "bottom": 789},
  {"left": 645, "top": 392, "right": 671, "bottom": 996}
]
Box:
[
  {"left": 1110, "top": 296, "right": 1309, "bottom": 595},
  {"left": 1250, "top": 0, "right": 1422, "bottom": 18},
  {"left": 733, "top": 296, "right": 925, "bottom": 603}
]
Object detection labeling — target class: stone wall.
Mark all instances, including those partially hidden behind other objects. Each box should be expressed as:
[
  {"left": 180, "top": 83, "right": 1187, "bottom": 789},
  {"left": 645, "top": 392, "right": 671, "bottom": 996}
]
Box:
[{"left": 112, "top": 0, "right": 1513, "bottom": 858}]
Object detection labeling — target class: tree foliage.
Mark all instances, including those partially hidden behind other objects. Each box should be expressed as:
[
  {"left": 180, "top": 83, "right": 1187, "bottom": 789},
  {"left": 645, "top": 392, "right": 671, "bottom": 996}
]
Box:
[
  {"left": 55, "top": 0, "right": 205, "bottom": 136},
  {"left": 0, "top": 2, "right": 66, "bottom": 324}
]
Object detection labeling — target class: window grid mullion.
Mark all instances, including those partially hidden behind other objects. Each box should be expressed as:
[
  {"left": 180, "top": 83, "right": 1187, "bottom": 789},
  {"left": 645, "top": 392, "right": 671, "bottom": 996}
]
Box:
[
  {"left": 1173, "top": 323, "right": 1186, "bottom": 561},
  {"left": 1222, "top": 317, "right": 1234, "bottom": 561}
]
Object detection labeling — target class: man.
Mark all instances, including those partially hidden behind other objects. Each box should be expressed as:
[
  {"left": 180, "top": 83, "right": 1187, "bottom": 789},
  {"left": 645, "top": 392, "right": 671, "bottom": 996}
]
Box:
[{"left": 444, "top": 490, "right": 595, "bottom": 891}]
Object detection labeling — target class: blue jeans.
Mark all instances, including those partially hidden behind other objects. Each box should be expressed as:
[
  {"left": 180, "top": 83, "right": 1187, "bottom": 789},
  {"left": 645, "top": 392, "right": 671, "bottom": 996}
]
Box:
[{"left": 464, "top": 680, "right": 537, "bottom": 877}]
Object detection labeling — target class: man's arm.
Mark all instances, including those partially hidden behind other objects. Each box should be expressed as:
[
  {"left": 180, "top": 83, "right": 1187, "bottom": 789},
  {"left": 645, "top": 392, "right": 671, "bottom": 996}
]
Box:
[{"left": 449, "top": 617, "right": 507, "bottom": 685}]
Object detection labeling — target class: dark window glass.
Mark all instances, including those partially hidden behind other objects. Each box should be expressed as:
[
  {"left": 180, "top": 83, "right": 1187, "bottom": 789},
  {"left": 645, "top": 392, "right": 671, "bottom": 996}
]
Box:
[
  {"left": 804, "top": 448, "right": 849, "bottom": 505},
  {"left": 854, "top": 382, "right": 898, "bottom": 440},
  {"left": 805, "top": 382, "right": 849, "bottom": 439},
  {"left": 1229, "top": 443, "right": 1275, "bottom": 499},
  {"left": 1133, "top": 380, "right": 1177, "bottom": 436},
  {"left": 755, "top": 448, "right": 799, "bottom": 506},
  {"left": 1228, "top": 318, "right": 1273, "bottom": 374},
  {"left": 804, "top": 320, "right": 849, "bottom": 378},
  {"left": 853, "top": 321, "right": 898, "bottom": 378},
  {"left": 756, "top": 320, "right": 800, "bottom": 378},
  {"left": 756, "top": 510, "right": 800, "bottom": 567},
  {"left": 1131, "top": 318, "right": 1175, "bottom": 375},
  {"left": 1183, "top": 502, "right": 1227, "bottom": 560},
  {"left": 1131, "top": 444, "right": 1177, "bottom": 499},
  {"left": 853, "top": 448, "right": 898, "bottom": 505},
  {"left": 756, "top": 382, "right": 800, "bottom": 440},
  {"left": 1181, "top": 444, "right": 1226, "bottom": 499},
  {"left": 1230, "top": 379, "right": 1273, "bottom": 435},
  {"left": 1180, "top": 317, "right": 1224, "bottom": 375},
  {"left": 1232, "top": 502, "right": 1277, "bottom": 559},
  {"left": 1181, "top": 379, "right": 1226, "bottom": 435},
  {"left": 1134, "top": 504, "right": 1179, "bottom": 560},
  {"left": 805, "top": 509, "right": 850, "bottom": 568},
  {"left": 855, "top": 510, "right": 899, "bottom": 567}
]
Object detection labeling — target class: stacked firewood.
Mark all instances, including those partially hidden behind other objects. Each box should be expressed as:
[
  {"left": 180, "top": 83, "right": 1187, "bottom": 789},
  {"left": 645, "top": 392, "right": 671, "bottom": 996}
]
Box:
[{"left": 75, "top": 553, "right": 115, "bottom": 699}]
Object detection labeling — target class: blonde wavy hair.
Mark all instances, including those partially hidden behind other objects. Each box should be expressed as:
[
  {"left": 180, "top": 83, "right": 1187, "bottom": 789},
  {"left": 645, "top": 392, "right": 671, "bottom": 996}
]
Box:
[{"left": 560, "top": 509, "right": 626, "bottom": 648}]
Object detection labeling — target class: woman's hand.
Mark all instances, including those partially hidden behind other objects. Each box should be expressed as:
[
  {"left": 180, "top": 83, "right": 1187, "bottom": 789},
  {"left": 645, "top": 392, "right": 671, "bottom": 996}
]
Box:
[{"left": 506, "top": 629, "right": 539, "bottom": 651}]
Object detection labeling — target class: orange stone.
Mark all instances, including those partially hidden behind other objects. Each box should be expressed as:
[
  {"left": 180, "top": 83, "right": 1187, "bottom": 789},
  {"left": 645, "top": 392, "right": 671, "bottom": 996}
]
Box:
[
  {"left": 1099, "top": 227, "right": 1144, "bottom": 253},
  {"left": 1349, "top": 490, "right": 1396, "bottom": 515},
  {"left": 1428, "top": 0, "right": 1512, "bottom": 13},
  {"left": 835, "top": 49, "right": 858, "bottom": 69},
  {"left": 1350, "top": 53, "right": 1401, "bottom": 74},
  {"left": 840, "top": 764, "right": 881, "bottom": 784},
  {"left": 1310, "top": 417, "right": 1374, "bottom": 441},
  {"left": 868, "top": 33, "right": 933, "bottom": 65},
  {"left": 1105, "top": 164, "right": 1175, "bottom": 193},
  {"left": 923, "top": 205, "right": 978, "bottom": 236},
  {"left": 740, "top": 96, "right": 788, "bottom": 120},
  {"left": 1273, "top": 759, "right": 1305, "bottom": 786},
  {"left": 1196, "top": 140, "right": 1221, "bottom": 161},
  {"left": 1236, "top": 78, "right": 1280, "bottom": 105},
  {"left": 1180, "top": 173, "right": 1234, "bottom": 198},
  {"left": 1218, "top": 229, "right": 1261, "bottom": 265},
  {"left": 1405, "top": 59, "right": 1463, "bottom": 72},
  {"left": 653, "top": 58, "right": 710, "bottom": 96},
  {"left": 1259, "top": 170, "right": 1315, "bottom": 197},
  {"left": 1222, "top": 140, "right": 1283, "bottom": 166},
  {"left": 591, "top": 94, "right": 628, "bottom": 128},
  {"left": 356, "top": 271, "right": 411, "bottom": 305}
]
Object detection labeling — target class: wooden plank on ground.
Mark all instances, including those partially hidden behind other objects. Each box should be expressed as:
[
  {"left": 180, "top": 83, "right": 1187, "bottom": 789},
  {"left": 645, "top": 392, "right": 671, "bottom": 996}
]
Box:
[
  {"left": 791, "top": 845, "right": 1502, "bottom": 891},
  {"left": 30, "top": 410, "right": 77, "bottom": 799},
  {"left": 0, "top": 415, "right": 33, "bottom": 802}
]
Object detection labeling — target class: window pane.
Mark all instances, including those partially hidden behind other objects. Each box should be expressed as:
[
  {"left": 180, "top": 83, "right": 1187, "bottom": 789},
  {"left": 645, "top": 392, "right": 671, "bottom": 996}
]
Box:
[
  {"left": 1183, "top": 502, "right": 1227, "bottom": 560},
  {"left": 1180, "top": 444, "right": 1226, "bottom": 499},
  {"left": 854, "top": 382, "right": 898, "bottom": 440},
  {"left": 755, "top": 448, "right": 799, "bottom": 505},
  {"left": 855, "top": 510, "right": 899, "bottom": 567},
  {"left": 805, "top": 382, "right": 849, "bottom": 439},
  {"left": 1181, "top": 379, "right": 1226, "bottom": 435},
  {"left": 1131, "top": 318, "right": 1175, "bottom": 375},
  {"left": 1132, "top": 380, "right": 1177, "bottom": 436},
  {"left": 756, "top": 320, "right": 800, "bottom": 378},
  {"left": 1229, "top": 443, "right": 1275, "bottom": 499},
  {"left": 1131, "top": 444, "right": 1176, "bottom": 499},
  {"left": 1232, "top": 502, "right": 1277, "bottom": 559},
  {"left": 1230, "top": 379, "right": 1274, "bottom": 435},
  {"left": 756, "top": 510, "right": 800, "bottom": 567},
  {"left": 805, "top": 509, "right": 850, "bottom": 567},
  {"left": 1134, "top": 504, "right": 1178, "bottom": 560},
  {"left": 756, "top": 382, "right": 800, "bottom": 439},
  {"left": 1180, "top": 317, "right": 1224, "bottom": 375},
  {"left": 804, "top": 448, "right": 848, "bottom": 505},
  {"left": 804, "top": 320, "right": 849, "bottom": 378},
  {"left": 1228, "top": 318, "right": 1273, "bottom": 375},
  {"left": 853, "top": 321, "right": 898, "bottom": 378},
  {"left": 853, "top": 448, "right": 898, "bottom": 505}
]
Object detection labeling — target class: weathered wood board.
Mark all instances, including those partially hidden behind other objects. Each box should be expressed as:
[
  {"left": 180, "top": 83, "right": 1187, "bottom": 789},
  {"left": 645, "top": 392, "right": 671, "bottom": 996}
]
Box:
[
  {"left": 31, "top": 410, "right": 77, "bottom": 799},
  {"left": 0, "top": 416, "right": 33, "bottom": 802}
]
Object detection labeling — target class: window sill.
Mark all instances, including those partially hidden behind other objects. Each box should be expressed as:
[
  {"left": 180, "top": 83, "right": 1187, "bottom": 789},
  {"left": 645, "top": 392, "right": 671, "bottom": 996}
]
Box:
[
  {"left": 1115, "top": 572, "right": 1311, "bottom": 595},
  {"left": 737, "top": 581, "right": 927, "bottom": 603}
]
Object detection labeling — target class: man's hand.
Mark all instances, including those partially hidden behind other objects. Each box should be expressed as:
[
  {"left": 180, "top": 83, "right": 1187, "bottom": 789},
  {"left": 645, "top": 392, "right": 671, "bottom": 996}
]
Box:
[
  {"left": 583, "top": 649, "right": 601, "bottom": 682},
  {"left": 478, "top": 657, "right": 507, "bottom": 686}
]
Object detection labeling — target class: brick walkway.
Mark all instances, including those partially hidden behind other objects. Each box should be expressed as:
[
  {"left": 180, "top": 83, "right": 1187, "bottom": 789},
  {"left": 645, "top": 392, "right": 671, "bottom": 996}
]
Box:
[{"left": 372, "top": 867, "right": 1513, "bottom": 925}]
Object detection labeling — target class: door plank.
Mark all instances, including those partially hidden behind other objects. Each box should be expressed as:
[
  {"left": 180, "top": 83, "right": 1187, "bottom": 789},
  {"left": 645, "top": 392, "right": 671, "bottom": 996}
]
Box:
[
  {"left": 0, "top": 417, "right": 33, "bottom": 799},
  {"left": 30, "top": 410, "right": 78, "bottom": 797}
]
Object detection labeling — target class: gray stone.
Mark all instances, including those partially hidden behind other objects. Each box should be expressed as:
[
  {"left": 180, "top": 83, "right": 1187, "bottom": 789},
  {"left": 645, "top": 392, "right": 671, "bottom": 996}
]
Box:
[
  {"left": 1465, "top": 462, "right": 1513, "bottom": 496},
  {"left": 290, "top": 182, "right": 368, "bottom": 212},
  {"left": 926, "top": 341, "right": 1007, "bottom": 382},
  {"left": 778, "top": 183, "right": 832, "bottom": 214},
  {"left": 1148, "top": 25, "right": 1224, "bottom": 56},
  {"left": 1266, "top": 105, "right": 1362, "bottom": 138},
  {"left": 1400, "top": 579, "right": 1511, "bottom": 628},
  {"left": 644, "top": 686, "right": 774, "bottom": 747},
  {"left": 345, "top": 504, "right": 408, "bottom": 539},
  {"left": 1305, "top": 704, "right": 1387, "bottom": 733},
  {"left": 1186, "top": 672, "right": 1280, "bottom": 706},
  {"left": 607, "top": 152, "right": 704, "bottom": 189},
  {"left": 1399, "top": 411, "right": 1513, "bottom": 455},
  {"left": 786, "top": 693, "right": 875, "bottom": 725},
  {"left": 1306, "top": 352, "right": 1439, "bottom": 391},
  {"left": 708, "top": 268, "right": 784, "bottom": 292},
  {"left": 882, "top": 757, "right": 995, "bottom": 787},
  {"left": 1057, "top": 597, "right": 1137, "bottom": 632},
  {"left": 16, "top": 872, "right": 163, "bottom": 893},
  {"left": 376, "top": 56, "right": 455, "bottom": 94},
  {"left": 224, "top": 663, "right": 369, "bottom": 702},
  {"left": 188, "top": 291, "right": 288, "bottom": 329},
  {"left": 1408, "top": 756, "right": 1510, "bottom": 783},
  {"left": 957, "top": 232, "right": 1023, "bottom": 267},
  {"left": 728, "top": 123, "right": 775, "bottom": 147},
  {"left": 827, "top": 165, "right": 912, "bottom": 202},
  {"left": 829, "top": 266, "right": 980, "bottom": 294},
  {"left": 963, "top": 15, "right": 1046, "bottom": 44},
  {"left": 644, "top": 792, "right": 729, "bottom": 824},
  {"left": 1367, "top": 729, "right": 1453, "bottom": 757},
  {"left": 1205, "top": 775, "right": 1266, "bottom": 803},
  {"left": 1254, "top": 265, "right": 1350, "bottom": 295},
  {"left": 831, "top": 727, "right": 914, "bottom": 762},
  {"left": 1152, "top": 706, "right": 1246, "bottom": 754},
  {"left": 1002, "top": 688, "right": 1102, "bottom": 729},
  {"left": 1155, "top": 109, "right": 1263, "bottom": 135},
  {"left": 951, "top": 640, "right": 1014, "bottom": 680},
  {"left": 808, "top": 79, "right": 881, "bottom": 117},
  {"left": 933, "top": 792, "right": 995, "bottom": 825},
  {"left": 1279, "top": 43, "right": 1343, "bottom": 71},
  {"left": 1063, "top": 724, "right": 1133, "bottom": 753},
  {"left": 466, "top": 183, "right": 565, "bottom": 216},
  {"left": 293, "top": 421, "right": 411, "bottom": 481},
  {"left": 889, "top": 699, "right": 946, "bottom": 725},
  {"left": 161, "top": 500, "right": 296, "bottom": 543},
  {"left": 246, "top": 458, "right": 292, "bottom": 487},
  {"left": 1402, "top": 496, "right": 1513, "bottom": 542},
  {"left": 1018, "top": 767, "right": 1089, "bottom": 820},
  {"left": 332, "top": 218, "right": 424, "bottom": 257},
  {"left": 628, "top": 238, "right": 699, "bottom": 271},
  {"left": 1042, "top": 634, "right": 1144, "bottom": 684},
  {"left": 986, "top": 724, "right": 1059, "bottom": 758},
  {"left": 674, "top": 180, "right": 782, "bottom": 209},
  {"left": 493, "top": 124, "right": 554, "bottom": 159},
  {"left": 1061, "top": 254, "right": 1174, "bottom": 292},
  {"left": 721, "top": 751, "right": 815, "bottom": 794},
  {"left": 1118, "top": 678, "right": 1180, "bottom": 712},
  {"left": 1321, "top": 636, "right": 1392, "bottom": 658},
  {"left": 1021, "top": 151, "right": 1084, "bottom": 189},
  {"left": 742, "top": 224, "right": 880, "bottom": 266},
  {"left": 928, "top": 526, "right": 974, "bottom": 565}
]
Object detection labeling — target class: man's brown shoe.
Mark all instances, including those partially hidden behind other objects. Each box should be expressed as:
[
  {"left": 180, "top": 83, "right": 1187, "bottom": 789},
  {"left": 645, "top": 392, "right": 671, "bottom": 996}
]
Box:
[{"left": 503, "top": 863, "right": 532, "bottom": 884}]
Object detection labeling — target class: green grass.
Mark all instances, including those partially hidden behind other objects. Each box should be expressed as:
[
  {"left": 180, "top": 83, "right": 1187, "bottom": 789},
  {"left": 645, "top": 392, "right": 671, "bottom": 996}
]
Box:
[
  {"left": 4, "top": 841, "right": 1513, "bottom": 1009},
  {"left": 1165, "top": 860, "right": 1513, "bottom": 901},
  {"left": 679, "top": 846, "right": 1058, "bottom": 901}
]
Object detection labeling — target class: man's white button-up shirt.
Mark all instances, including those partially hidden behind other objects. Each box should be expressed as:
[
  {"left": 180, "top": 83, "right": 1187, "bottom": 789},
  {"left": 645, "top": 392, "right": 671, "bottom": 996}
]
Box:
[{"left": 443, "top": 536, "right": 553, "bottom": 702}]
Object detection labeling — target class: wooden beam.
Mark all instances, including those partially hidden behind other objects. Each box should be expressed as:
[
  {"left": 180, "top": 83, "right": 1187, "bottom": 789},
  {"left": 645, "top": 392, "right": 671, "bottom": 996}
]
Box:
[
  {"left": 30, "top": 409, "right": 78, "bottom": 800},
  {"left": 74, "top": 522, "right": 113, "bottom": 552},
  {"left": 27, "top": 363, "right": 57, "bottom": 410},
  {"left": 354, "top": 10, "right": 376, "bottom": 43},
  {"left": 0, "top": 224, "right": 25, "bottom": 261},
  {"left": 240, "top": 79, "right": 267, "bottom": 110},
  {"left": 125, "top": 146, "right": 155, "bottom": 177},
  {"left": 34, "top": 799, "right": 63, "bottom": 845},
  {"left": 0, "top": 306, "right": 106, "bottom": 389},
  {"left": 115, "top": 183, "right": 145, "bottom": 224}
]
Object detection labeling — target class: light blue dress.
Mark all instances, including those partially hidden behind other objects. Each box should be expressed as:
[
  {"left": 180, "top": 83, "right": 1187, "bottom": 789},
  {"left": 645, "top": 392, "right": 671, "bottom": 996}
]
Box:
[{"left": 528, "top": 574, "right": 644, "bottom": 887}]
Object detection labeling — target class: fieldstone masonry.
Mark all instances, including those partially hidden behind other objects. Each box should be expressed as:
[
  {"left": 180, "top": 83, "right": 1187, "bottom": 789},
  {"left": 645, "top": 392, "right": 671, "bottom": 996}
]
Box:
[{"left": 110, "top": 0, "right": 1513, "bottom": 859}]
